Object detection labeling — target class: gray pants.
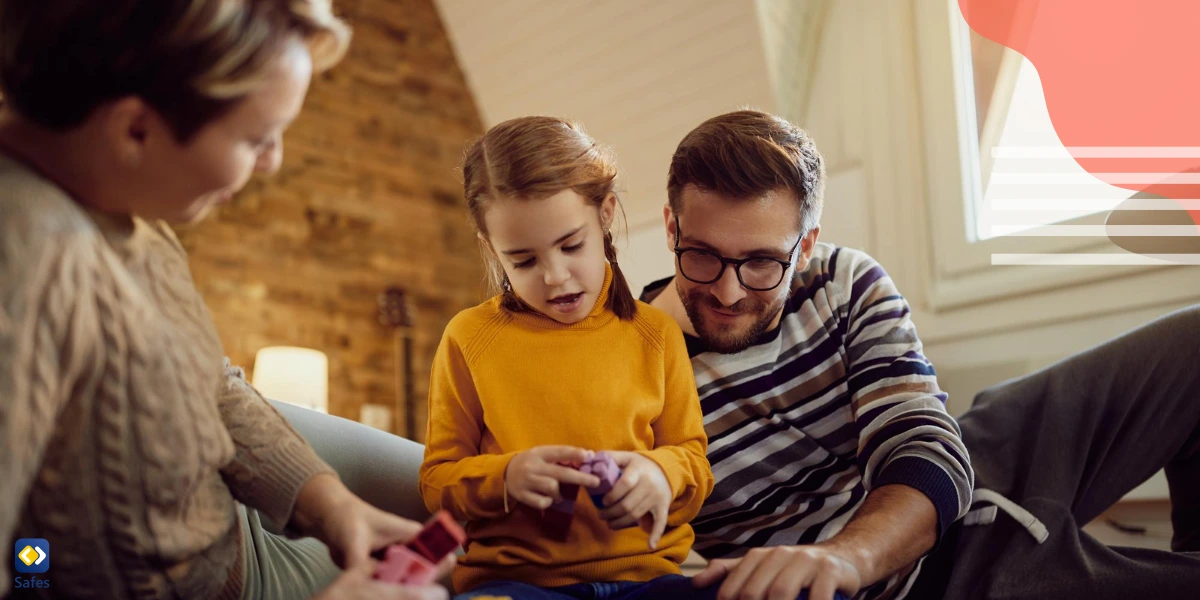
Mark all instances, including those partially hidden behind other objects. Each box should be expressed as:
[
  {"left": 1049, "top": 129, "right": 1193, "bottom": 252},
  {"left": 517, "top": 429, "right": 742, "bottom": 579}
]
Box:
[
  {"left": 239, "top": 401, "right": 433, "bottom": 600},
  {"left": 913, "top": 306, "right": 1200, "bottom": 599}
]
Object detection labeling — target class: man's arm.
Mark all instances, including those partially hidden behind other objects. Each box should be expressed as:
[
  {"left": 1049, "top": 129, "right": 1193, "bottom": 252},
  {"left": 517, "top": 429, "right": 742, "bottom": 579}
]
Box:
[
  {"left": 695, "top": 249, "right": 972, "bottom": 600},
  {"left": 694, "top": 485, "right": 936, "bottom": 600},
  {"left": 817, "top": 484, "right": 938, "bottom": 587},
  {"left": 843, "top": 250, "right": 972, "bottom": 543}
]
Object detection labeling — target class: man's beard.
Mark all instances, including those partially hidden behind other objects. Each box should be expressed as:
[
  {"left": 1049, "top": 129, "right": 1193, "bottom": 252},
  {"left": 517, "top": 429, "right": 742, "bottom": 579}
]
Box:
[{"left": 678, "top": 279, "right": 788, "bottom": 354}]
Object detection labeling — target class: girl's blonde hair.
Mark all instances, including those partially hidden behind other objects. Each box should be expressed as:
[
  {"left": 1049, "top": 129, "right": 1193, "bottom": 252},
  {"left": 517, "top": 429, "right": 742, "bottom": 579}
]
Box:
[{"left": 461, "top": 116, "right": 637, "bottom": 320}]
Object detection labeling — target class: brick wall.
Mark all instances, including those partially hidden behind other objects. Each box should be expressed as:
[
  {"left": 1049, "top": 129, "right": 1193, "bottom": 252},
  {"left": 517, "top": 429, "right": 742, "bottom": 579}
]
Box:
[{"left": 176, "top": 0, "right": 486, "bottom": 440}]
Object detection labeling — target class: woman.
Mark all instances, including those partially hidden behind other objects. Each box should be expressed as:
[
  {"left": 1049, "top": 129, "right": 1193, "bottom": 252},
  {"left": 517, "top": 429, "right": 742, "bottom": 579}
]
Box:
[{"left": 0, "top": 1, "right": 446, "bottom": 599}]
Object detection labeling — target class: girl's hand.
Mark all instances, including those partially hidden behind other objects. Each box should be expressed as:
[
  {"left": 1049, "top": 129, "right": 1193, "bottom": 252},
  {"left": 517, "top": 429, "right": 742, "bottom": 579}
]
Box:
[
  {"left": 504, "top": 446, "right": 600, "bottom": 510},
  {"left": 596, "top": 451, "right": 672, "bottom": 549}
]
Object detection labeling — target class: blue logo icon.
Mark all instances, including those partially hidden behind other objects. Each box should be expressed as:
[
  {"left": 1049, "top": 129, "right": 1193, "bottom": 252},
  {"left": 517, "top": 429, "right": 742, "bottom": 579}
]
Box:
[{"left": 14, "top": 538, "right": 49, "bottom": 574}]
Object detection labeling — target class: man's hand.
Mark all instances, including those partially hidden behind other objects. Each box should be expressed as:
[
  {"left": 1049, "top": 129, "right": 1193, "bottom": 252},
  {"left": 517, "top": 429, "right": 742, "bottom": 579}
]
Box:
[
  {"left": 693, "top": 545, "right": 862, "bottom": 600},
  {"left": 312, "top": 559, "right": 451, "bottom": 600},
  {"left": 692, "top": 485, "right": 941, "bottom": 600},
  {"left": 596, "top": 451, "right": 672, "bottom": 550}
]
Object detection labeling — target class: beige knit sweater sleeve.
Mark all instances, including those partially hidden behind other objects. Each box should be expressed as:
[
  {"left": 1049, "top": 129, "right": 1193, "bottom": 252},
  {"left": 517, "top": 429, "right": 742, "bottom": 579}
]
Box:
[
  {"left": 153, "top": 221, "right": 336, "bottom": 531},
  {"left": 216, "top": 359, "right": 336, "bottom": 529}
]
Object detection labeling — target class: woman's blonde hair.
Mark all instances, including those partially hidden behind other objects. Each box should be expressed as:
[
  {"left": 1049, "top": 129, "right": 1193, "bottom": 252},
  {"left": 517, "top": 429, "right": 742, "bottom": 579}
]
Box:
[
  {"left": 0, "top": 0, "right": 350, "bottom": 141},
  {"left": 461, "top": 116, "right": 638, "bottom": 320}
]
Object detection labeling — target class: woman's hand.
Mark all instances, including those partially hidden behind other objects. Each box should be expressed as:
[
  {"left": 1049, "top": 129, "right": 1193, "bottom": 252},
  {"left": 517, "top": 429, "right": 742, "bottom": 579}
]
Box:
[{"left": 291, "top": 473, "right": 438, "bottom": 570}]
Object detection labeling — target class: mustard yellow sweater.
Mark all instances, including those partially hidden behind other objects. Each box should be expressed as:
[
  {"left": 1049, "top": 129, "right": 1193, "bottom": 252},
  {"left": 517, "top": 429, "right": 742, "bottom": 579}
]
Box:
[{"left": 419, "top": 269, "right": 713, "bottom": 592}]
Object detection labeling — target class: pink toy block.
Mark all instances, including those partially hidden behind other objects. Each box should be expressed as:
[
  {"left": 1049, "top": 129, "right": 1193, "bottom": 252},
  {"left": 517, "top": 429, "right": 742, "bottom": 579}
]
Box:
[
  {"left": 373, "top": 545, "right": 438, "bottom": 585},
  {"left": 373, "top": 510, "right": 466, "bottom": 585},
  {"left": 410, "top": 510, "right": 467, "bottom": 563}
]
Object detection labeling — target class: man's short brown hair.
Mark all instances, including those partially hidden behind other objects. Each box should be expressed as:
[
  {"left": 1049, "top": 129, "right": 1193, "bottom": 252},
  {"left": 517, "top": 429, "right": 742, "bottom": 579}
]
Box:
[
  {"left": 667, "top": 110, "right": 825, "bottom": 235},
  {"left": 0, "top": 0, "right": 350, "bottom": 141}
]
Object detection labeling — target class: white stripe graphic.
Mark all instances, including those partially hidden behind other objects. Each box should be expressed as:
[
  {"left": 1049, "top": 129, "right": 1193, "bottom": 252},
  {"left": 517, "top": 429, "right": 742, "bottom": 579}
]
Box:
[
  {"left": 992, "top": 254, "right": 1200, "bottom": 265},
  {"left": 989, "top": 199, "right": 1200, "bottom": 211},
  {"left": 990, "top": 225, "right": 1200, "bottom": 237},
  {"left": 992, "top": 146, "right": 1200, "bottom": 159},
  {"left": 991, "top": 173, "right": 1200, "bottom": 185}
]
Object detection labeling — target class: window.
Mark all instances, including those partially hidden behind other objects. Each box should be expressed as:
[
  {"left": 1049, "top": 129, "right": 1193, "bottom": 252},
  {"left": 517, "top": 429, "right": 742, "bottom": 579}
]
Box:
[
  {"left": 909, "top": 0, "right": 1171, "bottom": 310},
  {"left": 962, "top": 23, "right": 1133, "bottom": 242}
]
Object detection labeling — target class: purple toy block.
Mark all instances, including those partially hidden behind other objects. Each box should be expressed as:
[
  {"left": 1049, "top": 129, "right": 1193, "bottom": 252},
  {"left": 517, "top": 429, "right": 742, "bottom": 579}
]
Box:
[
  {"left": 540, "top": 506, "right": 573, "bottom": 541},
  {"left": 541, "top": 481, "right": 582, "bottom": 541},
  {"left": 539, "top": 454, "right": 625, "bottom": 538},
  {"left": 581, "top": 452, "right": 621, "bottom": 507},
  {"left": 556, "top": 482, "right": 581, "bottom": 508}
]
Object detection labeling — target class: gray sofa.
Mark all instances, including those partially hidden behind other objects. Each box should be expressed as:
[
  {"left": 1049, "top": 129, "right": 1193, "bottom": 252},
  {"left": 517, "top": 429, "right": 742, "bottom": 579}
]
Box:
[
  {"left": 269, "top": 398, "right": 458, "bottom": 593},
  {"left": 271, "top": 399, "right": 431, "bottom": 525}
]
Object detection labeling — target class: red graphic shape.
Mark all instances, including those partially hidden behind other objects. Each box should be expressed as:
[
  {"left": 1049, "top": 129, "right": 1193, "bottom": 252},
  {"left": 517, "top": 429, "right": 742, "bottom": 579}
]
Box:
[{"left": 959, "top": 0, "right": 1200, "bottom": 233}]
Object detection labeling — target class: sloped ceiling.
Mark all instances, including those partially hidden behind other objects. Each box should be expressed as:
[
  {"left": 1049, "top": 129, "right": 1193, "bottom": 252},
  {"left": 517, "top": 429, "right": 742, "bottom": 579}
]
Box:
[{"left": 433, "top": 0, "right": 828, "bottom": 230}]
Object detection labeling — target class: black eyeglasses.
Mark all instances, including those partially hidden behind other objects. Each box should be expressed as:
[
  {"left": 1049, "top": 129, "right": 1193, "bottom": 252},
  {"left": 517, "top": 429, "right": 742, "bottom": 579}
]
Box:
[{"left": 672, "top": 215, "right": 801, "bottom": 292}]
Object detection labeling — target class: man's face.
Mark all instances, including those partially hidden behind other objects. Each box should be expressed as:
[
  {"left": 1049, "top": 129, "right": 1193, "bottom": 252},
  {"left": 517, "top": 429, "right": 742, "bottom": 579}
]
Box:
[{"left": 667, "top": 185, "right": 817, "bottom": 354}]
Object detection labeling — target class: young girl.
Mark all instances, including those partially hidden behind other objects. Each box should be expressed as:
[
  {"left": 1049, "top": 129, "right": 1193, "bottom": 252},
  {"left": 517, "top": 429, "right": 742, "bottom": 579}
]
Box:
[{"left": 419, "top": 116, "right": 714, "bottom": 599}]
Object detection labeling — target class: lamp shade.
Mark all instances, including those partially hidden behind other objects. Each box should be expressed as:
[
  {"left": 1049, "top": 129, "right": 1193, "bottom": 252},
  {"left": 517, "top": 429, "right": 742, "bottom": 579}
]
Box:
[{"left": 251, "top": 346, "right": 328, "bottom": 413}]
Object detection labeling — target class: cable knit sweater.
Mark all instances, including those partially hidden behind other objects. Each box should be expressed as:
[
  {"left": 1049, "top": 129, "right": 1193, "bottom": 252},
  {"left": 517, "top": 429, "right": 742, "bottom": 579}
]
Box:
[{"left": 0, "top": 154, "right": 334, "bottom": 599}]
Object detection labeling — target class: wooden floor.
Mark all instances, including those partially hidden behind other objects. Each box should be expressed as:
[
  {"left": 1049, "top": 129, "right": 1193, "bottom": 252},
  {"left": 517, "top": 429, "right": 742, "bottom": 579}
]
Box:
[{"left": 1082, "top": 500, "right": 1174, "bottom": 550}]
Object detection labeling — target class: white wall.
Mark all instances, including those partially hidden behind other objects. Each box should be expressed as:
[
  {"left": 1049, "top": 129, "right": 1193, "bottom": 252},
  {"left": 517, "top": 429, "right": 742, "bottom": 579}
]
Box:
[
  {"left": 619, "top": 220, "right": 675, "bottom": 298},
  {"left": 433, "top": 0, "right": 776, "bottom": 231}
]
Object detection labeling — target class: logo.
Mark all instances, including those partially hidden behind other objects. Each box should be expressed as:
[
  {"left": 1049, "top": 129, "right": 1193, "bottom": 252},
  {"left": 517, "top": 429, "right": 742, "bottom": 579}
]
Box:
[{"left": 14, "top": 539, "right": 48, "bottom": 574}]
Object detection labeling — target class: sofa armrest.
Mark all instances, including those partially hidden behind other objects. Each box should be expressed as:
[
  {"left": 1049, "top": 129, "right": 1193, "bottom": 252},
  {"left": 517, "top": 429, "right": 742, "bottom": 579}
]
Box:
[{"left": 269, "top": 399, "right": 431, "bottom": 525}]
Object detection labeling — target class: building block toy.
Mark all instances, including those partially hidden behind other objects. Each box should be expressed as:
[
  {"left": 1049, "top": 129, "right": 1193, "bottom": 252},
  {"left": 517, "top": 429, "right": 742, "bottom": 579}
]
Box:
[
  {"left": 540, "top": 458, "right": 582, "bottom": 541},
  {"left": 539, "top": 452, "right": 624, "bottom": 540},
  {"left": 374, "top": 545, "right": 437, "bottom": 585},
  {"left": 373, "top": 510, "right": 466, "bottom": 585},
  {"left": 409, "top": 510, "right": 466, "bottom": 562},
  {"left": 580, "top": 451, "right": 621, "bottom": 507}
]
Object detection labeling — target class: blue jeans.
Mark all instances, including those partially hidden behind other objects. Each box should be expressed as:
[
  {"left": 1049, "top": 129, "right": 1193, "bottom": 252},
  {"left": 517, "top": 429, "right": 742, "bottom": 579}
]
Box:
[
  {"left": 455, "top": 575, "right": 843, "bottom": 600},
  {"left": 454, "top": 576, "right": 716, "bottom": 600}
]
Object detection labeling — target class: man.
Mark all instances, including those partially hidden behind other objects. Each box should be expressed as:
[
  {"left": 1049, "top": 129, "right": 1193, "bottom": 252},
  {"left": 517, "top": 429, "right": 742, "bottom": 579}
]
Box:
[{"left": 641, "top": 110, "right": 1200, "bottom": 600}]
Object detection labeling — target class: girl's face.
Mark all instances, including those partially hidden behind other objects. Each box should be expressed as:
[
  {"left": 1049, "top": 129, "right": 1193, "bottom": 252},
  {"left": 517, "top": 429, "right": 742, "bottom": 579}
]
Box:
[{"left": 483, "top": 189, "right": 615, "bottom": 325}]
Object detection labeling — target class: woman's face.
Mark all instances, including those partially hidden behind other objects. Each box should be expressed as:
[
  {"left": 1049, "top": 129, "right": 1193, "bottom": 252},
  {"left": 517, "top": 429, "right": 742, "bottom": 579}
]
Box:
[{"left": 111, "top": 37, "right": 314, "bottom": 224}]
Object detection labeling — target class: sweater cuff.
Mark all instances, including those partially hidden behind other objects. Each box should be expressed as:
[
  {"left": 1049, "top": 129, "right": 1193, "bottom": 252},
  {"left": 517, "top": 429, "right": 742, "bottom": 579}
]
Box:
[
  {"left": 474, "top": 452, "right": 518, "bottom": 517},
  {"left": 637, "top": 448, "right": 689, "bottom": 501},
  {"left": 227, "top": 436, "right": 336, "bottom": 531},
  {"left": 874, "top": 456, "right": 959, "bottom": 542},
  {"left": 421, "top": 452, "right": 520, "bottom": 521}
]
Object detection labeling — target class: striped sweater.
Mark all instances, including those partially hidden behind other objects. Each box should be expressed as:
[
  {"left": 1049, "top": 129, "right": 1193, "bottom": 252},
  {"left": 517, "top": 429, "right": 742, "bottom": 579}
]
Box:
[{"left": 641, "top": 243, "right": 973, "bottom": 600}]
